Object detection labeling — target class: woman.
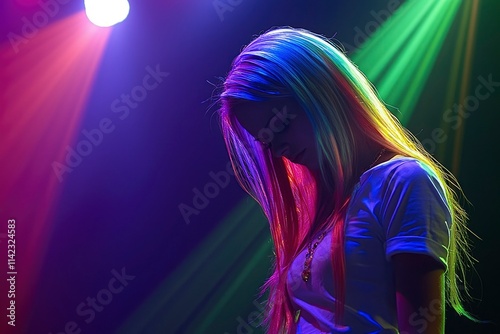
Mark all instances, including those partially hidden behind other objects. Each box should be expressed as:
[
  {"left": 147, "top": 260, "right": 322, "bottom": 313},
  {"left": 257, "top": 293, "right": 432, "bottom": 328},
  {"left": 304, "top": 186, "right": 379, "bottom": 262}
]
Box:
[{"left": 217, "top": 27, "right": 475, "bottom": 333}]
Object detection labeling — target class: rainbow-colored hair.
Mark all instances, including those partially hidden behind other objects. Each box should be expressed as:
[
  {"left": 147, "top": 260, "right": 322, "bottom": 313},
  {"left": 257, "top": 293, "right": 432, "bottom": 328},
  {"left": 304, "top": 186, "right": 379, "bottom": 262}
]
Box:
[{"left": 218, "top": 27, "right": 475, "bottom": 333}]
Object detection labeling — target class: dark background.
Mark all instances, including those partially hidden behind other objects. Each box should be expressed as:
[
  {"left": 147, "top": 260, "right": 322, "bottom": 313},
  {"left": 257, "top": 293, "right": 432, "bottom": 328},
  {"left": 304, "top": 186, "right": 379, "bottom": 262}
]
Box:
[{"left": 1, "top": 0, "right": 498, "bottom": 333}]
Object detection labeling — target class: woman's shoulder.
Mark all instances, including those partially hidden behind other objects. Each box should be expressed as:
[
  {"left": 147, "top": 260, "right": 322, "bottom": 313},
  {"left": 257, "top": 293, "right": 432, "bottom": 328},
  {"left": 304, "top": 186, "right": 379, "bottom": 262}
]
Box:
[
  {"left": 360, "top": 155, "right": 439, "bottom": 186},
  {"left": 363, "top": 154, "right": 420, "bottom": 175}
]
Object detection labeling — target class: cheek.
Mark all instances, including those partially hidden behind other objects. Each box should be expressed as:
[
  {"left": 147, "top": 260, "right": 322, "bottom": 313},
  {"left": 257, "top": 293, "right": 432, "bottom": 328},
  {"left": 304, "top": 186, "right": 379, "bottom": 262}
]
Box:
[
  {"left": 298, "top": 122, "right": 319, "bottom": 162},
  {"left": 295, "top": 120, "right": 316, "bottom": 148}
]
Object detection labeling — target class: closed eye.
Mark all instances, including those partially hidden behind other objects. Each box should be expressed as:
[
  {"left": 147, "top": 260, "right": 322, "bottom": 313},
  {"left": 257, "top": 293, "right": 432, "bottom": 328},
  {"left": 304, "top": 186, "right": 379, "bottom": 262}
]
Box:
[
  {"left": 256, "top": 115, "right": 290, "bottom": 147},
  {"left": 255, "top": 137, "right": 271, "bottom": 149}
]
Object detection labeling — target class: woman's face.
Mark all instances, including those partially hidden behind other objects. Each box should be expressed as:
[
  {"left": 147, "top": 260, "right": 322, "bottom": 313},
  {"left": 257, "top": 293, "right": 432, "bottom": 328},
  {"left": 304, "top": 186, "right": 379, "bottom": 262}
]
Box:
[{"left": 232, "top": 98, "right": 320, "bottom": 171}]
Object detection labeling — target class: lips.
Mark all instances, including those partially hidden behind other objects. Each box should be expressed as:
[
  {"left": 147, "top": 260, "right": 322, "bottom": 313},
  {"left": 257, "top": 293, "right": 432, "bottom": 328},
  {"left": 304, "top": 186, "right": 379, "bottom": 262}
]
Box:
[{"left": 291, "top": 149, "right": 306, "bottom": 163}]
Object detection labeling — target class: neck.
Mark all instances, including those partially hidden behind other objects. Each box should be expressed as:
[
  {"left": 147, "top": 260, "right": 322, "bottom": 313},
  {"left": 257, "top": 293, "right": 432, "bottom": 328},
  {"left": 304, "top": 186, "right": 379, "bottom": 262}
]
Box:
[{"left": 310, "top": 145, "right": 393, "bottom": 208}]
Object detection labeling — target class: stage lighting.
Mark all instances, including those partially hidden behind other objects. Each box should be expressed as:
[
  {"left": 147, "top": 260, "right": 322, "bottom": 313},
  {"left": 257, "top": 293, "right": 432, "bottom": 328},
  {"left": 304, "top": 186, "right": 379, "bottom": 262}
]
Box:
[{"left": 84, "top": 0, "right": 130, "bottom": 27}]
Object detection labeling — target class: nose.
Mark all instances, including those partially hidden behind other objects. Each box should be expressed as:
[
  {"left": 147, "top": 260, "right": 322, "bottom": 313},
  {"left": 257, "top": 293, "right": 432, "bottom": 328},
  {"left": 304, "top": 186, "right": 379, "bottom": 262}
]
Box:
[{"left": 271, "top": 140, "right": 290, "bottom": 159}]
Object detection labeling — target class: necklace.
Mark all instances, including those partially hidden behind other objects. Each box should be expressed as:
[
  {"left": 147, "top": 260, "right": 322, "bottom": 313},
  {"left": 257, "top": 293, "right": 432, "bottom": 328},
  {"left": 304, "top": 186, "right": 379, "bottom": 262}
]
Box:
[
  {"left": 300, "top": 148, "right": 386, "bottom": 283},
  {"left": 368, "top": 148, "right": 386, "bottom": 169},
  {"left": 301, "top": 231, "right": 327, "bottom": 282}
]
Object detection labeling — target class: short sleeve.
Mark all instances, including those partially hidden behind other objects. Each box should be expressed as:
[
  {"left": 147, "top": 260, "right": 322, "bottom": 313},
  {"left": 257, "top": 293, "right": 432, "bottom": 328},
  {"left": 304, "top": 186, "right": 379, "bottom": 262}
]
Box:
[{"left": 380, "top": 160, "right": 451, "bottom": 270}]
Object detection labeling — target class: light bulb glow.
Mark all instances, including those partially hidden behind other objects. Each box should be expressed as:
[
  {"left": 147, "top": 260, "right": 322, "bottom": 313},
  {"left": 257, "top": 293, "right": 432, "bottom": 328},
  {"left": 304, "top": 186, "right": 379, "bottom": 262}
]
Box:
[{"left": 84, "top": 0, "right": 130, "bottom": 27}]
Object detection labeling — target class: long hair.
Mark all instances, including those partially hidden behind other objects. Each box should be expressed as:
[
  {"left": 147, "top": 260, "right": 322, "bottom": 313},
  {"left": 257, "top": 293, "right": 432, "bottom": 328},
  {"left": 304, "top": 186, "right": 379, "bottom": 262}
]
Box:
[{"left": 218, "top": 27, "right": 475, "bottom": 333}]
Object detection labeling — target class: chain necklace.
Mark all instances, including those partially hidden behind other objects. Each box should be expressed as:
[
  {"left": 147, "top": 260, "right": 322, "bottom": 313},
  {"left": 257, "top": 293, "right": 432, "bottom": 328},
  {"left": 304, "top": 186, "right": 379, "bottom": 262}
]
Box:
[
  {"left": 301, "top": 231, "right": 326, "bottom": 282},
  {"left": 368, "top": 148, "right": 386, "bottom": 169},
  {"left": 300, "top": 148, "right": 386, "bottom": 282}
]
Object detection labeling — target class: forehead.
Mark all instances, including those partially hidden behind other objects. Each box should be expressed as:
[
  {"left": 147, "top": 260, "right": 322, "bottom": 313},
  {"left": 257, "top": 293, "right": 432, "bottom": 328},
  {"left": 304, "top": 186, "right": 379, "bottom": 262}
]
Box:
[
  {"left": 232, "top": 98, "right": 299, "bottom": 136},
  {"left": 232, "top": 100, "right": 277, "bottom": 135}
]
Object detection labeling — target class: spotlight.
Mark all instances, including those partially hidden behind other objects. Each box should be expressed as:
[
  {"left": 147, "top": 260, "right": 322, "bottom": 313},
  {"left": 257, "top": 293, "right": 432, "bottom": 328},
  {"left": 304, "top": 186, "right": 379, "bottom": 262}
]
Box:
[{"left": 84, "top": 0, "right": 130, "bottom": 27}]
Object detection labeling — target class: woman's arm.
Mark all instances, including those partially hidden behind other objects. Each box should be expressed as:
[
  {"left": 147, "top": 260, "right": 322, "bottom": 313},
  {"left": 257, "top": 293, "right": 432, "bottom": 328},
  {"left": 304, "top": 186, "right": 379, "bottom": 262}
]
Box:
[{"left": 393, "top": 253, "right": 445, "bottom": 334}]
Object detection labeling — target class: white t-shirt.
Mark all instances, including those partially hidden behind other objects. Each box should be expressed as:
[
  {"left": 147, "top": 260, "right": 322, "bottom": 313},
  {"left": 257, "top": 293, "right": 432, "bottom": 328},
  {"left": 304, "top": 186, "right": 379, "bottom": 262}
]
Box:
[{"left": 287, "top": 156, "right": 451, "bottom": 333}]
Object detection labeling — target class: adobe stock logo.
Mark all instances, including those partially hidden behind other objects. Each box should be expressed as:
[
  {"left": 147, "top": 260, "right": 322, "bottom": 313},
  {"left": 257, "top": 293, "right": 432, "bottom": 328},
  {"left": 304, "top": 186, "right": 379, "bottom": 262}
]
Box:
[
  {"left": 212, "top": 0, "right": 243, "bottom": 22},
  {"left": 49, "top": 267, "right": 135, "bottom": 334},
  {"left": 421, "top": 74, "right": 499, "bottom": 154},
  {"left": 51, "top": 64, "right": 169, "bottom": 183},
  {"left": 178, "top": 105, "right": 295, "bottom": 225},
  {"left": 224, "top": 297, "right": 266, "bottom": 334},
  {"left": 7, "top": 0, "right": 73, "bottom": 54},
  {"left": 254, "top": 105, "right": 296, "bottom": 146},
  {"left": 400, "top": 299, "right": 443, "bottom": 334},
  {"left": 178, "top": 161, "right": 235, "bottom": 225},
  {"left": 341, "top": 0, "right": 403, "bottom": 53}
]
